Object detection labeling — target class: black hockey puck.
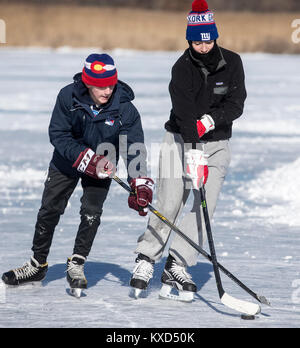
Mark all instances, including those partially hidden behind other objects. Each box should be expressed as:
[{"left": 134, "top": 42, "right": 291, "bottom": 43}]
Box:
[{"left": 241, "top": 314, "right": 255, "bottom": 320}]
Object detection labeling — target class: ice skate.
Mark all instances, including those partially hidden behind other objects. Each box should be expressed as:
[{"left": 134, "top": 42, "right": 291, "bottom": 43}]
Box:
[
  {"left": 130, "top": 254, "right": 154, "bottom": 299},
  {"left": 159, "top": 255, "right": 196, "bottom": 303},
  {"left": 66, "top": 254, "right": 87, "bottom": 298},
  {"left": 1, "top": 257, "right": 48, "bottom": 286}
]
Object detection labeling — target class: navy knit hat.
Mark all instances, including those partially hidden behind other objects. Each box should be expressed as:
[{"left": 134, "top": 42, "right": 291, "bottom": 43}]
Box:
[
  {"left": 186, "top": 0, "right": 219, "bottom": 42},
  {"left": 82, "top": 53, "right": 118, "bottom": 87}
]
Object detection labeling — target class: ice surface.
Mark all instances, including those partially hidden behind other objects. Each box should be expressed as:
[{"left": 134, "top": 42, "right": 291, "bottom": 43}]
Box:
[{"left": 0, "top": 48, "right": 299, "bottom": 328}]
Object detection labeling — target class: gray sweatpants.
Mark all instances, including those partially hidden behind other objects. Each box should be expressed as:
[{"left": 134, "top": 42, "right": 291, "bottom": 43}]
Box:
[{"left": 135, "top": 131, "right": 231, "bottom": 266}]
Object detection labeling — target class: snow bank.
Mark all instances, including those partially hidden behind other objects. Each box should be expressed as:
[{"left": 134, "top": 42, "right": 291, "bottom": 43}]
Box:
[{"left": 241, "top": 157, "right": 300, "bottom": 226}]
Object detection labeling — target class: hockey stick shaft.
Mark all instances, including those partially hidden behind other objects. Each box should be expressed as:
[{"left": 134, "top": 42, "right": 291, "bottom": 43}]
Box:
[
  {"left": 199, "top": 186, "right": 263, "bottom": 315},
  {"left": 113, "top": 175, "right": 270, "bottom": 306},
  {"left": 199, "top": 186, "right": 225, "bottom": 299}
]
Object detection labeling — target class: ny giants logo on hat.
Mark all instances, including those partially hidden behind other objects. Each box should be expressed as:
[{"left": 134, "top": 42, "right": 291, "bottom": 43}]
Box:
[{"left": 201, "top": 33, "right": 211, "bottom": 40}]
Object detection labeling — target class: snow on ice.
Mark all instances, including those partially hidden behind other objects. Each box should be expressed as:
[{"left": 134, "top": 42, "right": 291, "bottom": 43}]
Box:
[{"left": 0, "top": 48, "right": 300, "bottom": 328}]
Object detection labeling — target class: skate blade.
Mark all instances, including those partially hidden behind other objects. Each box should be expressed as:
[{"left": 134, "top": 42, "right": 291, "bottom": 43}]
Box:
[
  {"left": 5, "top": 281, "right": 43, "bottom": 289},
  {"left": 159, "top": 284, "right": 194, "bottom": 303},
  {"left": 129, "top": 287, "right": 147, "bottom": 299},
  {"left": 69, "top": 288, "right": 83, "bottom": 299}
]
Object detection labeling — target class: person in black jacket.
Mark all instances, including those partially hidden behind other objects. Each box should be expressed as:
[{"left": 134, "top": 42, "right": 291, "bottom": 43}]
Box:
[
  {"left": 130, "top": 0, "right": 247, "bottom": 302},
  {"left": 2, "top": 53, "right": 154, "bottom": 296}
]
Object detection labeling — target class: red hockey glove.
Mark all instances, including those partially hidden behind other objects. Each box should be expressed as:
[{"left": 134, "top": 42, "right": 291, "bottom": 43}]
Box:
[
  {"left": 128, "top": 177, "right": 154, "bottom": 216},
  {"left": 186, "top": 149, "right": 208, "bottom": 189},
  {"left": 197, "top": 114, "right": 215, "bottom": 138},
  {"left": 73, "top": 148, "right": 115, "bottom": 179}
]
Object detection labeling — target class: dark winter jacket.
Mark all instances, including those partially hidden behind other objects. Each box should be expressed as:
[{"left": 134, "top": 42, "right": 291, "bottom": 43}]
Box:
[
  {"left": 48, "top": 73, "right": 146, "bottom": 181},
  {"left": 165, "top": 46, "right": 247, "bottom": 146}
]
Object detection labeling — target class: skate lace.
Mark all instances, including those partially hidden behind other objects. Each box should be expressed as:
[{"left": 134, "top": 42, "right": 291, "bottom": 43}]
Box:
[
  {"left": 170, "top": 262, "right": 193, "bottom": 283},
  {"left": 133, "top": 260, "right": 154, "bottom": 281},
  {"left": 67, "top": 261, "right": 85, "bottom": 279},
  {"left": 13, "top": 262, "right": 38, "bottom": 280}
]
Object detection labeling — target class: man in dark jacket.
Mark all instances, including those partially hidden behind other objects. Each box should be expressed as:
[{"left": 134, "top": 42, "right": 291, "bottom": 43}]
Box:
[
  {"left": 2, "top": 53, "right": 154, "bottom": 297},
  {"left": 130, "top": 0, "right": 247, "bottom": 302}
]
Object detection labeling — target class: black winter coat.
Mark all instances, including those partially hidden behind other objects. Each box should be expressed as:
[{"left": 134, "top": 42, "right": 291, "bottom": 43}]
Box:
[{"left": 165, "top": 46, "right": 247, "bottom": 145}]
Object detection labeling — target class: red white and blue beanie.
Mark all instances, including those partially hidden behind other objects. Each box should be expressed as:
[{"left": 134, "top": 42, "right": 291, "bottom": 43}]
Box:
[
  {"left": 186, "top": 0, "right": 219, "bottom": 42},
  {"left": 82, "top": 53, "right": 118, "bottom": 87}
]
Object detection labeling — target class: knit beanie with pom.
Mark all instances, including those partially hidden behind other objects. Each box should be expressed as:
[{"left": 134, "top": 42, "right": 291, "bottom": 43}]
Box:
[{"left": 186, "top": 0, "right": 219, "bottom": 42}]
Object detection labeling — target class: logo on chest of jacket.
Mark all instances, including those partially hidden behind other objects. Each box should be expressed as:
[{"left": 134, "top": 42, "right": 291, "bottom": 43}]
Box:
[{"left": 105, "top": 118, "right": 115, "bottom": 126}]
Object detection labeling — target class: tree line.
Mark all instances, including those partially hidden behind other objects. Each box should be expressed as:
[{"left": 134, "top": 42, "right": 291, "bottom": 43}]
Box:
[{"left": 1, "top": 0, "right": 300, "bottom": 12}]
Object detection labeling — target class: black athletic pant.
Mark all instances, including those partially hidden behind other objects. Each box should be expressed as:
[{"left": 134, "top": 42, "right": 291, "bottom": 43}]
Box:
[{"left": 32, "top": 167, "right": 111, "bottom": 264}]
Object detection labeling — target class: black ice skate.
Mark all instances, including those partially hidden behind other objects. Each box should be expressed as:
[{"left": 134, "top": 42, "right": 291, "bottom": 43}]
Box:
[
  {"left": 130, "top": 253, "right": 154, "bottom": 298},
  {"left": 159, "top": 255, "right": 197, "bottom": 303},
  {"left": 66, "top": 254, "right": 87, "bottom": 298},
  {"left": 1, "top": 257, "right": 48, "bottom": 286}
]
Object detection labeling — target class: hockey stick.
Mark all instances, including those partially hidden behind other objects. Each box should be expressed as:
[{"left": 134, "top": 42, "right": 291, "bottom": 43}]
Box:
[
  {"left": 113, "top": 175, "right": 270, "bottom": 311},
  {"left": 199, "top": 186, "right": 262, "bottom": 315}
]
